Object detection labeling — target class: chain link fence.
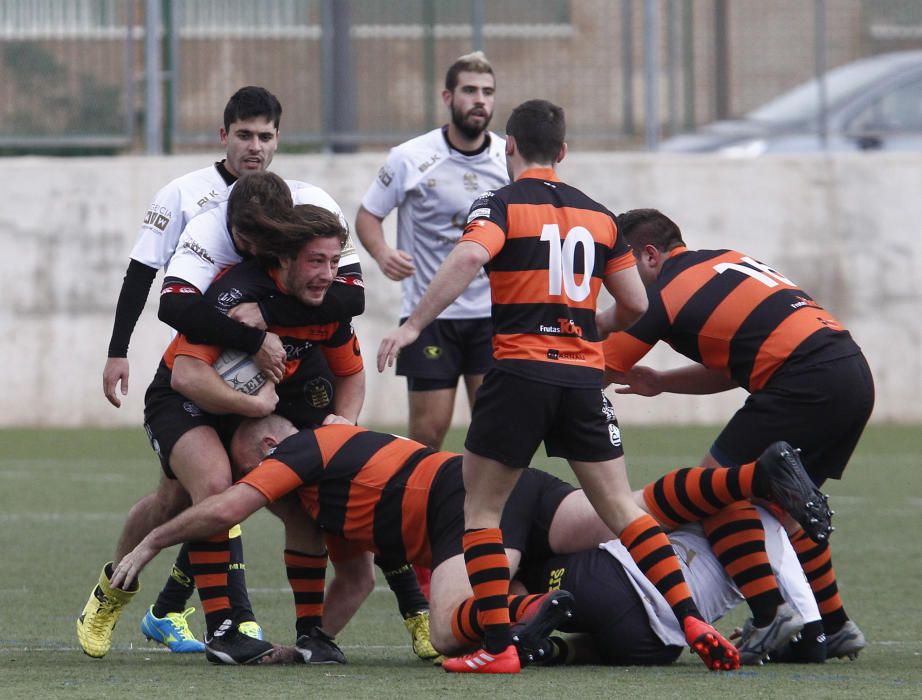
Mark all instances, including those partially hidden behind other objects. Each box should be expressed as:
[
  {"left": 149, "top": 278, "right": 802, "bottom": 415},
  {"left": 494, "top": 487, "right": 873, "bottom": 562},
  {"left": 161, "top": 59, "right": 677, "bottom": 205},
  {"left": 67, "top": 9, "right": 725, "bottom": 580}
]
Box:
[{"left": 2, "top": 0, "right": 922, "bottom": 153}]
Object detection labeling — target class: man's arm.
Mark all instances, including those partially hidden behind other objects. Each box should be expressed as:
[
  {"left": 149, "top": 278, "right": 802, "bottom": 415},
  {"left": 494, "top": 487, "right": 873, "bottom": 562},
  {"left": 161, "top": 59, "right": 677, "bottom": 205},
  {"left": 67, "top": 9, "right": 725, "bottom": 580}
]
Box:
[
  {"left": 103, "top": 260, "right": 159, "bottom": 407},
  {"left": 609, "top": 363, "right": 739, "bottom": 397},
  {"left": 326, "top": 369, "right": 365, "bottom": 425},
  {"left": 377, "top": 240, "right": 490, "bottom": 371},
  {"left": 171, "top": 355, "right": 278, "bottom": 417},
  {"left": 355, "top": 205, "right": 415, "bottom": 281},
  {"left": 110, "top": 483, "right": 268, "bottom": 589},
  {"left": 159, "top": 277, "right": 286, "bottom": 382},
  {"left": 597, "top": 266, "right": 649, "bottom": 336}
]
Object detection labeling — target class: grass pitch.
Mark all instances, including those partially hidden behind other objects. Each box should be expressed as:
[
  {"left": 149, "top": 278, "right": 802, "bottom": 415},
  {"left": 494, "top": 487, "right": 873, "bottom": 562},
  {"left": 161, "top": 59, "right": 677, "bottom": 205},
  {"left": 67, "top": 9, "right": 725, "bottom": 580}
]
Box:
[{"left": 0, "top": 424, "right": 920, "bottom": 699}]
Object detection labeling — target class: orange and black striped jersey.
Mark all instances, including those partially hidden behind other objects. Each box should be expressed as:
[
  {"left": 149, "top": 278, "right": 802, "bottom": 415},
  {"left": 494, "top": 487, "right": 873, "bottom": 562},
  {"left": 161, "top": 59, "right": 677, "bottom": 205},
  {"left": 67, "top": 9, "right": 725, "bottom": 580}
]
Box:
[
  {"left": 603, "top": 248, "right": 860, "bottom": 391},
  {"left": 240, "top": 425, "right": 459, "bottom": 569},
  {"left": 462, "top": 167, "right": 636, "bottom": 387},
  {"left": 153, "top": 258, "right": 362, "bottom": 427}
]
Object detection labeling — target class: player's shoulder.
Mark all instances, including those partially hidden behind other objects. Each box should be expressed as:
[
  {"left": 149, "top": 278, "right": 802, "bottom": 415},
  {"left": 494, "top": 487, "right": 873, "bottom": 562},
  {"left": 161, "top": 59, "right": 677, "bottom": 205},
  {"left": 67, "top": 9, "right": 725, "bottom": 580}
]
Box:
[
  {"left": 389, "top": 128, "right": 449, "bottom": 166},
  {"left": 164, "top": 163, "right": 226, "bottom": 193},
  {"left": 486, "top": 131, "right": 507, "bottom": 159}
]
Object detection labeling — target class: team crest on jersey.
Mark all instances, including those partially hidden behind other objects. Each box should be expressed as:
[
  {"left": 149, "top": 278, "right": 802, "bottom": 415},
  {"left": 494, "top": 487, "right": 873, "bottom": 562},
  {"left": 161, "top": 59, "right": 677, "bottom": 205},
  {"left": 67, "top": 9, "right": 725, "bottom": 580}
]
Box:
[
  {"left": 377, "top": 167, "right": 394, "bottom": 187},
  {"left": 463, "top": 172, "right": 479, "bottom": 192},
  {"left": 305, "top": 377, "right": 333, "bottom": 408},
  {"left": 217, "top": 288, "right": 243, "bottom": 309}
]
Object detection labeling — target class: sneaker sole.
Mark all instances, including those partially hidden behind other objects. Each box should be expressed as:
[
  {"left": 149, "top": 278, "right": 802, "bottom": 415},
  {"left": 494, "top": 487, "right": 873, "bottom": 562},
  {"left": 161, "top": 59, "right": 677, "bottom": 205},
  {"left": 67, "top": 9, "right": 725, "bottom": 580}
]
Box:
[
  {"left": 205, "top": 646, "right": 274, "bottom": 665},
  {"left": 510, "top": 591, "right": 574, "bottom": 663},
  {"left": 763, "top": 442, "right": 833, "bottom": 542}
]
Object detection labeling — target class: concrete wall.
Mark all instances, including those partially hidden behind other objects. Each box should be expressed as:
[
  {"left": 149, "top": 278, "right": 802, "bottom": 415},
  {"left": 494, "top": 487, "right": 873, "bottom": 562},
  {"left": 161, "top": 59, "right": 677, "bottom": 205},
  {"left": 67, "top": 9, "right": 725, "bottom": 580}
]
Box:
[{"left": 1, "top": 152, "right": 917, "bottom": 427}]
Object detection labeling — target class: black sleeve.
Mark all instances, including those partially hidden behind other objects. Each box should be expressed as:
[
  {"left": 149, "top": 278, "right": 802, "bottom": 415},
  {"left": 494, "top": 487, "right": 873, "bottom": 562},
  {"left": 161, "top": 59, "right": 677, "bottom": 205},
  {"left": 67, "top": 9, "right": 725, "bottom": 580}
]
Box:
[
  {"left": 107, "top": 259, "right": 159, "bottom": 357},
  {"left": 258, "top": 262, "right": 365, "bottom": 326},
  {"left": 158, "top": 276, "right": 267, "bottom": 354}
]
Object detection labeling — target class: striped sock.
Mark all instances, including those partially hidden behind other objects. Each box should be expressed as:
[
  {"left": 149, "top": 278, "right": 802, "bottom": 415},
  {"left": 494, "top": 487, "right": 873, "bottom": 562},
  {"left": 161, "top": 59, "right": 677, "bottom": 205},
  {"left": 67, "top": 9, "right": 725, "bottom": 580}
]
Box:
[
  {"left": 188, "top": 534, "right": 232, "bottom": 633},
  {"left": 450, "top": 593, "right": 547, "bottom": 646},
  {"left": 789, "top": 528, "right": 848, "bottom": 633},
  {"left": 620, "top": 514, "right": 699, "bottom": 623},
  {"left": 643, "top": 462, "right": 757, "bottom": 529},
  {"left": 702, "top": 502, "right": 784, "bottom": 626},
  {"left": 285, "top": 549, "right": 327, "bottom": 637},
  {"left": 462, "top": 528, "right": 511, "bottom": 654}
]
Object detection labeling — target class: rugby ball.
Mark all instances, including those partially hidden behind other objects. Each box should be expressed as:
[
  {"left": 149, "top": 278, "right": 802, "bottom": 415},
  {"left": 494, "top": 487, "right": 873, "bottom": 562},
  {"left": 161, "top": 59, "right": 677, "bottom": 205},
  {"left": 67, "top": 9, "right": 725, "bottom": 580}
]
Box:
[{"left": 213, "top": 349, "right": 267, "bottom": 395}]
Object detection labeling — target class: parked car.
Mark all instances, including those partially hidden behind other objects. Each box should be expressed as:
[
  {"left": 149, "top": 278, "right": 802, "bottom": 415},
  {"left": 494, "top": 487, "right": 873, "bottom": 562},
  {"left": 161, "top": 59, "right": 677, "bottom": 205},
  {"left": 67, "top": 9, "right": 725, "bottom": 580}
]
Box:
[{"left": 659, "top": 50, "right": 922, "bottom": 154}]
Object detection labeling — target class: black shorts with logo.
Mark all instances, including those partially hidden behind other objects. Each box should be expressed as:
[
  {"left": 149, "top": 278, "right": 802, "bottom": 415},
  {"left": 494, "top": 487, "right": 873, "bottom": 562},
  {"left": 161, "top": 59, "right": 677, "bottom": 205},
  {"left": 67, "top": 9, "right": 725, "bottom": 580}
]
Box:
[
  {"left": 464, "top": 369, "right": 624, "bottom": 469},
  {"left": 711, "top": 352, "right": 875, "bottom": 485},
  {"left": 396, "top": 317, "right": 493, "bottom": 390},
  {"left": 143, "top": 365, "right": 239, "bottom": 479},
  {"left": 529, "top": 548, "right": 683, "bottom": 666},
  {"left": 426, "top": 461, "right": 576, "bottom": 569}
]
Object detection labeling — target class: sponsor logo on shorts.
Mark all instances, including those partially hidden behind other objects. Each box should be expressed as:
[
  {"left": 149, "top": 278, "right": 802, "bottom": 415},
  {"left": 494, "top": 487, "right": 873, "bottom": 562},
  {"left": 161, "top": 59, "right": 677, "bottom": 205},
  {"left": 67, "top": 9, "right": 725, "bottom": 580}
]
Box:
[
  {"left": 183, "top": 401, "right": 202, "bottom": 417},
  {"left": 144, "top": 423, "right": 161, "bottom": 457},
  {"left": 377, "top": 167, "right": 394, "bottom": 187},
  {"left": 547, "top": 567, "right": 565, "bottom": 591},
  {"left": 608, "top": 424, "right": 622, "bottom": 447},
  {"left": 546, "top": 349, "right": 586, "bottom": 362},
  {"left": 423, "top": 345, "right": 443, "bottom": 360},
  {"left": 180, "top": 238, "right": 215, "bottom": 264}
]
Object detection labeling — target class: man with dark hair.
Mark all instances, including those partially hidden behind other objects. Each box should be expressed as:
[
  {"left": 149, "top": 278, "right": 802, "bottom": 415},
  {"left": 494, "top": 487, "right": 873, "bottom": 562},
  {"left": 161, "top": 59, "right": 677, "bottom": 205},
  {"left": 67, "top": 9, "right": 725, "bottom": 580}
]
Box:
[
  {"left": 377, "top": 99, "right": 743, "bottom": 673},
  {"left": 604, "top": 207, "right": 871, "bottom": 662},
  {"left": 104, "top": 86, "right": 284, "bottom": 409},
  {"left": 99, "top": 87, "right": 290, "bottom": 655},
  {"left": 356, "top": 51, "right": 507, "bottom": 452},
  {"left": 80, "top": 203, "right": 359, "bottom": 665}
]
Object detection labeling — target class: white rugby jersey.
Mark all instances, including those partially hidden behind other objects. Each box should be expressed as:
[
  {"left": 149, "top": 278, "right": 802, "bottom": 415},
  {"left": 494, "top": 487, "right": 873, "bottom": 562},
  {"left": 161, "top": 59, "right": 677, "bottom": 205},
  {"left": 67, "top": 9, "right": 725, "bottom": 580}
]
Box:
[
  {"left": 603, "top": 507, "right": 820, "bottom": 648},
  {"left": 130, "top": 164, "right": 231, "bottom": 269},
  {"left": 166, "top": 179, "right": 359, "bottom": 294},
  {"left": 361, "top": 127, "right": 508, "bottom": 320}
]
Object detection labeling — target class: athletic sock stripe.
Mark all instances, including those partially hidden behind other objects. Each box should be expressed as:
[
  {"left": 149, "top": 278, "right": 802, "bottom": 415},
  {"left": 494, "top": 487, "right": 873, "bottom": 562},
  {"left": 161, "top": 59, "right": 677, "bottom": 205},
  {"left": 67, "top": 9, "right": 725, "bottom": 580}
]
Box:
[
  {"left": 644, "top": 480, "right": 683, "bottom": 529},
  {"left": 466, "top": 552, "right": 511, "bottom": 574},
  {"left": 672, "top": 469, "right": 717, "bottom": 522}
]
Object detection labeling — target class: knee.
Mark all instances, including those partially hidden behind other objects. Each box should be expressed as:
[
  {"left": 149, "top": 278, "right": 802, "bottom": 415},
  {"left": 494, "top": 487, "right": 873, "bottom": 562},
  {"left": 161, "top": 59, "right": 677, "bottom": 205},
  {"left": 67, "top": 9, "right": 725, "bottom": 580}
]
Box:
[{"left": 428, "top": 616, "right": 463, "bottom": 655}]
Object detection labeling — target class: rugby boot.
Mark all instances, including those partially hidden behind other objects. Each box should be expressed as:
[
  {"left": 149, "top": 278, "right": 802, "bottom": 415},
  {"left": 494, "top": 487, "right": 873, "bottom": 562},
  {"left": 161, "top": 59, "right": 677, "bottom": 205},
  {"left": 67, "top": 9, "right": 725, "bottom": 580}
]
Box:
[
  {"left": 757, "top": 442, "right": 834, "bottom": 542},
  {"left": 140, "top": 606, "right": 205, "bottom": 653},
  {"left": 442, "top": 644, "right": 521, "bottom": 674},
  {"left": 294, "top": 626, "right": 347, "bottom": 664},
  {"left": 204, "top": 619, "right": 274, "bottom": 665},
  {"left": 510, "top": 590, "right": 575, "bottom": 665},
  {"left": 824, "top": 620, "right": 866, "bottom": 660},
  {"left": 733, "top": 602, "right": 804, "bottom": 665},
  {"left": 403, "top": 610, "right": 443, "bottom": 662},
  {"left": 684, "top": 616, "right": 740, "bottom": 671},
  {"left": 77, "top": 562, "right": 138, "bottom": 658}
]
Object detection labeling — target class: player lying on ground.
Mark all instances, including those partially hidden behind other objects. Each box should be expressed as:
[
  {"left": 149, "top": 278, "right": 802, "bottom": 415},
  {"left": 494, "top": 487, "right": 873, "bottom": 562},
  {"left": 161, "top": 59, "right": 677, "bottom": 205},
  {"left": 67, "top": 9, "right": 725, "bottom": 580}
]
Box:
[{"left": 109, "top": 413, "right": 831, "bottom": 666}]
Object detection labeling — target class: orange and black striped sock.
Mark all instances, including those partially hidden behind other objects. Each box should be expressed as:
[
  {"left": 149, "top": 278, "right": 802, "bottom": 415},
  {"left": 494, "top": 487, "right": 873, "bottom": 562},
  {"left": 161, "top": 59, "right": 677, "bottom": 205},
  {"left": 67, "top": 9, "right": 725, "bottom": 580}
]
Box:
[
  {"left": 462, "top": 528, "right": 511, "bottom": 653},
  {"left": 620, "top": 514, "right": 700, "bottom": 623},
  {"left": 188, "top": 534, "right": 232, "bottom": 633},
  {"left": 450, "top": 593, "right": 546, "bottom": 645},
  {"left": 285, "top": 549, "right": 327, "bottom": 637},
  {"left": 702, "top": 502, "right": 785, "bottom": 626},
  {"left": 643, "top": 462, "right": 758, "bottom": 529},
  {"left": 789, "top": 529, "right": 848, "bottom": 633}
]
